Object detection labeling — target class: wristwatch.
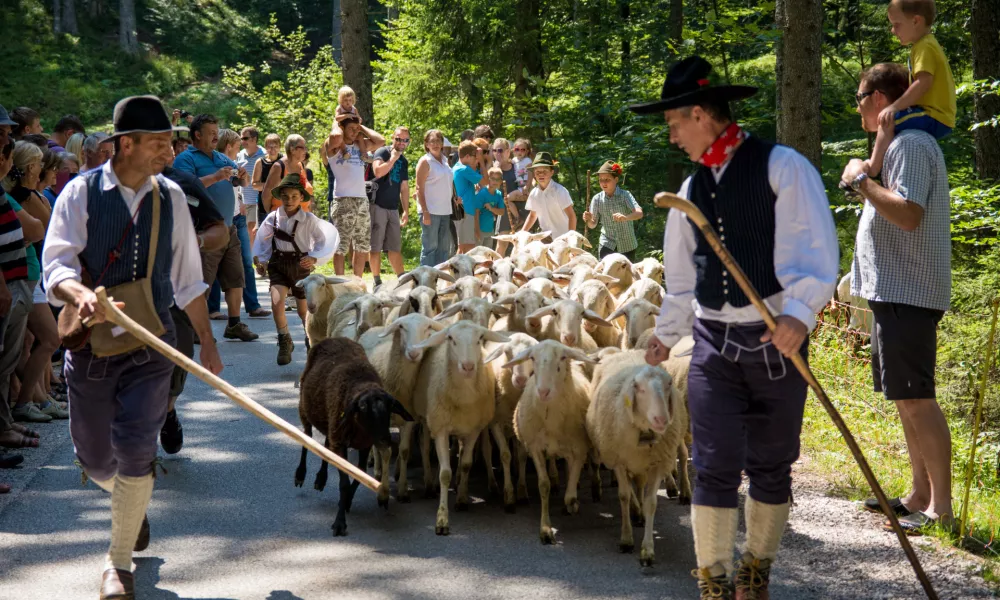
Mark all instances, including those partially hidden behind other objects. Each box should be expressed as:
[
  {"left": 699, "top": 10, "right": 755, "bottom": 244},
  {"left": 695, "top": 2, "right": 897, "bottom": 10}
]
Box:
[{"left": 851, "top": 172, "right": 869, "bottom": 192}]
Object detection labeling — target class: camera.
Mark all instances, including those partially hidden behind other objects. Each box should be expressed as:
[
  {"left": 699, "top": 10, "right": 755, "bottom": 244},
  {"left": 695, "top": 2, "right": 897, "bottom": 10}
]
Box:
[
  {"left": 180, "top": 110, "right": 191, "bottom": 119},
  {"left": 230, "top": 175, "right": 242, "bottom": 187}
]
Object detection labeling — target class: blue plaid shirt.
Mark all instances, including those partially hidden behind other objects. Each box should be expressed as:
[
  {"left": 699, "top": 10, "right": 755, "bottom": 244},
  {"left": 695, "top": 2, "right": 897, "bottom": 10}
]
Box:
[
  {"left": 588, "top": 186, "right": 640, "bottom": 253},
  {"left": 851, "top": 130, "right": 951, "bottom": 311}
]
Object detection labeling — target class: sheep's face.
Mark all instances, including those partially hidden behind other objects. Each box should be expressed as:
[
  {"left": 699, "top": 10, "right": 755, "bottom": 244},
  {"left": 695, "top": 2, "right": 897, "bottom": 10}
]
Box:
[
  {"left": 489, "top": 282, "right": 518, "bottom": 303},
  {"left": 403, "top": 286, "right": 441, "bottom": 318},
  {"left": 530, "top": 300, "right": 612, "bottom": 348},
  {"left": 512, "top": 253, "right": 540, "bottom": 274},
  {"left": 437, "top": 255, "right": 479, "bottom": 279},
  {"left": 355, "top": 297, "right": 389, "bottom": 337},
  {"left": 489, "top": 259, "right": 516, "bottom": 284},
  {"left": 397, "top": 266, "right": 455, "bottom": 291},
  {"left": 381, "top": 314, "right": 444, "bottom": 362},
  {"left": 299, "top": 275, "right": 334, "bottom": 314},
  {"left": 629, "top": 367, "right": 674, "bottom": 435},
  {"left": 555, "top": 230, "right": 592, "bottom": 250},
  {"left": 609, "top": 299, "right": 659, "bottom": 349},
  {"left": 506, "top": 340, "right": 597, "bottom": 401},
  {"left": 349, "top": 389, "right": 414, "bottom": 447},
  {"left": 505, "top": 338, "right": 537, "bottom": 390},
  {"left": 512, "top": 290, "right": 547, "bottom": 337},
  {"left": 450, "top": 276, "right": 489, "bottom": 300},
  {"left": 577, "top": 283, "right": 615, "bottom": 333},
  {"left": 415, "top": 322, "right": 510, "bottom": 380},
  {"left": 630, "top": 280, "right": 665, "bottom": 306},
  {"left": 637, "top": 259, "right": 664, "bottom": 285}
]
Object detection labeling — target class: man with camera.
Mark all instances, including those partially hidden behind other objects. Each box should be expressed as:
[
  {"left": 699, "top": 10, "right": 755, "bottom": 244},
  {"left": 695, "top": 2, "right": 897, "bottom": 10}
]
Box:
[{"left": 173, "top": 114, "right": 259, "bottom": 342}]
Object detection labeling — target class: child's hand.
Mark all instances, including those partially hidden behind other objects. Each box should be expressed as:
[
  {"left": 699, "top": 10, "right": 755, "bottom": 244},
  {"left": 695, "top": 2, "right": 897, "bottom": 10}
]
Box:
[
  {"left": 582, "top": 210, "right": 594, "bottom": 223},
  {"left": 878, "top": 105, "right": 897, "bottom": 130},
  {"left": 255, "top": 260, "right": 268, "bottom": 278},
  {"left": 612, "top": 212, "right": 628, "bottom": 222},
  {"left": 300, "top": 256, "right": 318, "bottom": 271}
]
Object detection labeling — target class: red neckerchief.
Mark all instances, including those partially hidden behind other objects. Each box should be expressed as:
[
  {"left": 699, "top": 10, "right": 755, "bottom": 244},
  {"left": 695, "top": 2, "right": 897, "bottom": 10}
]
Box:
[{"left": 697, "top": 123, "right": 747, "bottom": 168}]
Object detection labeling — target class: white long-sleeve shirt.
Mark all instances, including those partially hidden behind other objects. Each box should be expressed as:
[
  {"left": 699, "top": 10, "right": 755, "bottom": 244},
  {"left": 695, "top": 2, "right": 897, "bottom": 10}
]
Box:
[
  {"left": 654, "top": 143, "right": 839, "bottom": 348},
  {"left": 42, "top": 160, "right": 208, "bottom": 310},
  {"left": 252, "top": 205, "right": 339, "bottom": 266}
]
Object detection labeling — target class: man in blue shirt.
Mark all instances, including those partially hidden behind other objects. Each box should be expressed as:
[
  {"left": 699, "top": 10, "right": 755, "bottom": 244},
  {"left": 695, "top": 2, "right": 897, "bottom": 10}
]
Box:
[
  {"left": 452, "top": 140, "right": 488, "bottom": 253},
  {"left": 173, "top": 114, "right": 258, "bottom": 342}
]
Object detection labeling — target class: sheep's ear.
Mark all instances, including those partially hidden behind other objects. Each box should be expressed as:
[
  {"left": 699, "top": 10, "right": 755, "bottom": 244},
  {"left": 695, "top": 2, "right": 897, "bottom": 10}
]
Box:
[
  {"left": 564, "top": 346, "right": 600, "bottom": 364},
  {"left": 325, "top": 276, "right": 350, "bottom": 285},
  {"left": 378, "top": 320, "right": 403, "bottom": 337},
  {"left": 392, "top": 398, "right": 415, "bottom": 422},
  {"left": 395, "top": 273, "right": 413, "bottom": 288},
  {"left": 501, "top": 346, "right": 534, "bottom": 369},
  {"left": 583, "top": 309, "right": 613, "bottom": 328},
  {"left": 429, "top": 319, "right": 448, "bottom": 331},
  {"left": 434, "top": 260, "right": 452, "bottom": 271},
  {"left": 552, "top": 286, "right": 570, "bottom": 300},
  {"left": 483, "top": 344, "right": 508, "bottom": 364},
  {"left": 594, "top": 274, "right": 619, "bottom": 285},
  {"left": 382, "top": 297, "right": 404, "bottom": 308},
  {"left": 566, "top": 246, "right": 587, "bottom": 257},
  {"left": 483, "top": 330, "right": 510, "bottom": 344},
  {"left": 527, "top": 305, "right": 557, "bottom": 320},
  {"left": 334, "top": 300, "right": 359, "bottom": 319},
  {"left": 581, "top": 236, "right": 593, "bottom": 249},
  {"left": 411, "top": 328, "right": 449, "bottom": 351},
  {"left": 295, "top": 277, "right": 310, "bottom": 288},
  {"left": 491, "top": 304, "right": 511, "bottom": 316},
  {"left": 432, "top": 293, "right": 444, "bottom": 314},
  {"left": 512, "top": 270, "right": 528, "bottom": 285},
  {"left": 439, "top": 284, "right": 458, "bottom": 296},
  {"left": 552, "top": 273, "right": 572, "bottom": 284},
  {"left": 433, "top": 269, "right": 456, "bottom": 283},
  {"left": 435, "top": 302, "right": 465, "bottom": 321},
  {"left": 495, "top": 294, "right": 514, "bottom": 306},
  {"left": 475, "top": 266, "right": 491, "bottom": 276},
  {"left": 606, "top": 303, "right": 629, "bottom": 322},
  {"left": 532, "top": 231, "right": 552, "bottom": 241},
  {"left": 476, "top": 259, "right": 495, "bottom": 269},
  {"left": 493, "top": 234, "right": 514, "bottom": 243}
]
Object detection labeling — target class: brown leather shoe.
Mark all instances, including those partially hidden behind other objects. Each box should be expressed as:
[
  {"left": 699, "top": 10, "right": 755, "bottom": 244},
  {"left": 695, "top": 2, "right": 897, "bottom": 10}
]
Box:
[
  {"left": 100, "top": 568, "right": 134, "bottom": 599},
  {"left": 133, "top": 515, "right": 149, "bottom": 552}
]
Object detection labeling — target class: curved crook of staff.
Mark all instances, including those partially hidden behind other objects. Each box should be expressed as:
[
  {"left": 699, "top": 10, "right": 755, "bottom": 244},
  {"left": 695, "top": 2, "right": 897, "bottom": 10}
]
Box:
[
  {"left": 85, "top": 287, "right": 381, "bottom": 493},
  {"left": 653, "top": 191, "right": 939, "bottom": 600}
]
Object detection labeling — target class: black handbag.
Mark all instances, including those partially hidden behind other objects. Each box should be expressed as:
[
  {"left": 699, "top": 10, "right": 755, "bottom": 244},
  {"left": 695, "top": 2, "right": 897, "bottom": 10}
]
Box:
[{"left": 450, "top": 180, "right": 465, "bottom": 222}]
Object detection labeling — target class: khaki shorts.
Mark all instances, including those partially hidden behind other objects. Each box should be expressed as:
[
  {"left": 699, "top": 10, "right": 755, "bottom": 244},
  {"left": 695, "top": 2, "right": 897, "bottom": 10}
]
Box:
[
  {"left": 370, "top": 204, "right": 402, "bottom": 254},
  {"left": 455, "top": 213, "right": 478, "bottom": 245},
  {"left": 331, "top": 196, "right": 372, "bottom": 254},
  {"left": 201, "top": 225, "right": 245, "bottom": 291},
  {"left": 244, "top": 203, "right": 258, "bottom": 223}
]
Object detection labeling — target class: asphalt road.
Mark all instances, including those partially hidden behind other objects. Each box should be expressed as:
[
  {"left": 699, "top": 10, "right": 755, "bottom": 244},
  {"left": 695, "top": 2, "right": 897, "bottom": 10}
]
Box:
[{"left": 0, "top": 279, "right": 992, "bottom": 599}]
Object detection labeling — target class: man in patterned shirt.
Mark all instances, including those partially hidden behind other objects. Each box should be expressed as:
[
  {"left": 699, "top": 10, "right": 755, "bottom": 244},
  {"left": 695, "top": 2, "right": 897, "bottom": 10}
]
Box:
[
  {"left": 841, "top": 62, "right": 953, "bottom": 534},
  {"left": 582, "top": 160, "right": 643, "bottom": 260}
]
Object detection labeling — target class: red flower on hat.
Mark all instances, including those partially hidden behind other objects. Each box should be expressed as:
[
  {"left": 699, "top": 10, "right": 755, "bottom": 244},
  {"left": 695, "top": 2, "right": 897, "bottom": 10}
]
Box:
[{"left": 611, "top": 163, "right": 622, "bottom": 175}]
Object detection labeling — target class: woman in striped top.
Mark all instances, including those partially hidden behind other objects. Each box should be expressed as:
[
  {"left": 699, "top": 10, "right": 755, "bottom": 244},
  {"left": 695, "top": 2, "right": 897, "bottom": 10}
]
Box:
[{"left": 582, "top": 161, "right": 643, "bottom": 261}]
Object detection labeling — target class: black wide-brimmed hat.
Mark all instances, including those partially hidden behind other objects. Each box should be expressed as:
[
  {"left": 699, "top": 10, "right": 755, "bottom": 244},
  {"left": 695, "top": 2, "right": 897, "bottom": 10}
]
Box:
[
  {"left": 108, "top": 95, "right": 189, "bottom": 140},
  {"left": 629, "top": 56, "right": 757, "bottom": 115}
]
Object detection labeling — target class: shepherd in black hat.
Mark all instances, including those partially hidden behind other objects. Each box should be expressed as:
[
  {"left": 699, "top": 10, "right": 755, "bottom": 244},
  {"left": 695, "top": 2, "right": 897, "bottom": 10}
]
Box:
[
  {"left": 41, "top": 94, "right": 223, "bottom": 599},
  {"left": 632, "top": 57, "right": 839, "bottom": 599}
]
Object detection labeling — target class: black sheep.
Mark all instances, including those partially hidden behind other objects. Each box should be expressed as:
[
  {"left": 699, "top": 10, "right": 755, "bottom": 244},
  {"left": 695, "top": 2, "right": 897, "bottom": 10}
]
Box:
[{"left": 296, "top": 337, "right": 413, "bottom": 536}]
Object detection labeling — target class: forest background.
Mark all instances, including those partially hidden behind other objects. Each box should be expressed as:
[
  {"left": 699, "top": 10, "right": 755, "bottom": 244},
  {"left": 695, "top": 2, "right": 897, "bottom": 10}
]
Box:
[{"left": 2, "top": 0, "right": 999, "bottom": 576}]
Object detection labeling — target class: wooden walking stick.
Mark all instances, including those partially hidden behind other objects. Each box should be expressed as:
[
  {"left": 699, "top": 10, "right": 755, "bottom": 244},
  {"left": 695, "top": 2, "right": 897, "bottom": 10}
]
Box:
[
  {"left": 959, "top": 297, "right": 1000, "bottom": 538},
  {"left": 653, "top": 191, "right": 939, "bottom": 600},
  {"left": 502, "top": 178, "right": 516, "bottom": 234},
  {"left": 87, "top": 287, "right": 381, "bottom": 493}
]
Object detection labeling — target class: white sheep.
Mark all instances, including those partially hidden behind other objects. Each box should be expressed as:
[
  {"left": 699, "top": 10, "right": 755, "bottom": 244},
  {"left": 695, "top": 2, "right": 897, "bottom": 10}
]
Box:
[
  {"left": 480, "top": 257, "right": 517, "bottom": 284},
  {"left": 439, "top": 275, "right": 492, "bottom": 301},
  {"left": 481, "top": 333, "right": 539, "bottom": 510},
  {"left": 492, "top": 287, "right": 549, "bottom": 339},
  {"left": 467, "top": 246, "right": 503, "bottom": 261},
  {"left": 554, "top": 253, "right": 599, "bottom": 274},
  {"left": 616, "top": 278, "right": 665, "bottom": 309},
  {"left": 586, "top": 351, "right": 689, "bottom": 566},
  {"left": 410, "top": 321, "right": 510, "bottom": 535},
  {"left": 513, "top": 266, "right": 572, "bottom": 286},
  {"left": 546, "top": 239, "right": 589, "bottom": 267},
  {"left": 436, "top": 254, "right": 492, "bottom": 279},
  {"left": 523, "top": 277, "right": 569, "bottom": 301},
  {"left": 597, "top": 253, "right": 635, "bottom": 296},
  {"left": 554, "top": 230, "right": 593, "bottom": 250},
  {"left": 488, "top": 281, "right": 519, "bottom": 304},
  {"left": 434, "top": 298, "right": 510, "bottom": 329},
  {"left": 508, "top": 340, "right": 599, "bottom": 544},
  {"left": 492, "top": 230, "right": 551, "bottom": 252},
  {"left": 297, "top": 274, "right": 362, "bottom": 345},
  {"left": 394, "top": 266, "right": 456, "bottom": 291},
  {"left": 359, "top": 313, "right": 446, "bottom": 503},
  {"left": 387, "top": 285, "right": 443, "bottom": 322},
  {"left": 607, "top": 299, "right": 660, "bottom": 350},
  {"left": 527, "top": 298, "right": 612, "bottom": 353},
  {"left": 572, "top": 279, "right": 622, "bottom": 348},
  {"left": 563, "top": 264, "right": 619, "bottom": 297},
  {"left": 327, "top": 293, "right": 399, "bottom": 340},
  {"left": 632, "top": 257, "right": 664, "bottom": 285}
]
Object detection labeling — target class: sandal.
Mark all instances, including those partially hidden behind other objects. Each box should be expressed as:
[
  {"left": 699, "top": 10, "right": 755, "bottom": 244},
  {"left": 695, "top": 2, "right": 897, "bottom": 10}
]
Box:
[
  {"left": 863, "top": 496, "right": 912, "bottom": 517},
  {"left": 0, "top": 430, "right": 40, "bottom": 449}
]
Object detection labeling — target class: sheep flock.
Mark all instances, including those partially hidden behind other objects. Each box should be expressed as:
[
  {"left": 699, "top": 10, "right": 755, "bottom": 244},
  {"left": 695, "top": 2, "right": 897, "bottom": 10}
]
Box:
[{"left": 294, "top": 231, "right": 698, "bottom": 566}]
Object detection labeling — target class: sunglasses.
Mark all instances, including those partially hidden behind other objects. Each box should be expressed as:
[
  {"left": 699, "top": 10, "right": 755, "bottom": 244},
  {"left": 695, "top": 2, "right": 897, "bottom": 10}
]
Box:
[
  {"left": 491, "top": 148, "right": 505, "bottom": 153},
  {"left": 241, "top": 136, "right": 252, "bottom": 141},
  {"left": 855, "top": 90, "right": 875, "bottom": 106},
  {"left": 395, "top": 137, "right": 411, "bottom": 143}
]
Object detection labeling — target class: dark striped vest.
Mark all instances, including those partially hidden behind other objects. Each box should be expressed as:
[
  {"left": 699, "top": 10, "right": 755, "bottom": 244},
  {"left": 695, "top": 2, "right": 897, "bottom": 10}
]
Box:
[
  {"left": 81, "top": 170, "right": 174, "bottom": 314},
  {"left": 689, "top": 135, "right": 783, "bottom": 310}
]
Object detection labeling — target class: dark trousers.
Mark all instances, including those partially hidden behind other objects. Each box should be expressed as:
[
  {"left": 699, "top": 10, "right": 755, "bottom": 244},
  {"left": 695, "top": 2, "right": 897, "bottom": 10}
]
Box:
[
  {"left": 688, "top": 318, "right": 807, "bottom": 508},
  {"left": 66, "top": 312, "right": 176, "bottom": 481},
  {"left": 598, "top": 246, "right": 636, "bottom": 262}
]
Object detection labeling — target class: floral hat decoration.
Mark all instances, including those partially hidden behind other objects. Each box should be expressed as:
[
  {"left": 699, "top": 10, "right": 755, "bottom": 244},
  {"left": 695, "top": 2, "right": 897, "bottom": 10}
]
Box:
[{"left": 596, "top": 161, "right": 623, "bottom": 177}]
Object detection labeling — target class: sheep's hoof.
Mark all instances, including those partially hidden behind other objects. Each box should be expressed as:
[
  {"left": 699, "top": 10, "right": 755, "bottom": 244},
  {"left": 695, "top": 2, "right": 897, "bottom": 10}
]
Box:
[
  {"left": 377, "top": 496, "right": 389, "bottom": 510},
  {"left": 630, "top": 513, "right": 646, "bottom": 527},
  {"left": 314, "top": 481, "right": 327, "bottom": 492},
  {"left": 619, "top": 541, "right": 634, "bottom": 554},
  {"left": 639, "top": 548, "right": 655, "bottom": 567},
  {"left": 664, "top": 484, "right": 679, "bottom": 498},
  {"left": 503, "top": 502, "right": 516, "bottom": 514},
  {"left": 540, "top": 528, "right": 555, "bottom": 545},
  {"left": 678, "top": 493, "right": 692, "bottom": 506},
  {"left": 397, "top": 492, "right": 411, "bottom": 504},
  {"left": 435, "top": 523, "right": 450, "bottom": 536},
  {"left": 562, "top": 498, "right": 580, "bottom": 516},
  {"left": 455, "top": 500, "right": 470, "bottom": 512},
  {"left": 331, "top": 521, "right": 348, "bottom": 537},
  {"left": 294, "top": 477, "right": 304, "bottom": 488}
]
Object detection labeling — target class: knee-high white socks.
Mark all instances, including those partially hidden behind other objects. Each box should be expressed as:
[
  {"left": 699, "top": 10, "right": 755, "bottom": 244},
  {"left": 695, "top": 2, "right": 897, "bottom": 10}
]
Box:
[
  {"left": 99, "top": 473, "right": 154, "bottom": 572},
  {"left": 743, "top": 496, "right": 790, "bottom": 562},
  {"left": 691, "top": 505, "right": 739, "bottom": 577}
]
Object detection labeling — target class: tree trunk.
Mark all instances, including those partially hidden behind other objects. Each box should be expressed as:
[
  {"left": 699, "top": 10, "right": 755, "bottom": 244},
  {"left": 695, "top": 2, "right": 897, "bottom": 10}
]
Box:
[
  {"left": 513, "top": 0, "right": 546, "bottom": 140},
  {"left": 972, "top": 0, "right": 1000, "bottom": 180},
  {"left": 119, "top": 0, "right": 139, "bottom": 55},
  {"left": 620, "top": 1, "right": 631, "bottom": 86},
  {"left": 668, "top": 0, "right": 683, "bottom": 51},
  {"left": 63, "top": 0, "right": 78, "bottom": 34},
  {"left": 332, "top": 0, "right": 343, "bottom": 66},
  {"left": 53, "top": 0, "right": 62, "bottom": 33},
  {"left": 341, "top": 0, "right": 373, "bottom": 128},
  {"left": 775, "top": 0, "right": 823, "bottom": 167}
]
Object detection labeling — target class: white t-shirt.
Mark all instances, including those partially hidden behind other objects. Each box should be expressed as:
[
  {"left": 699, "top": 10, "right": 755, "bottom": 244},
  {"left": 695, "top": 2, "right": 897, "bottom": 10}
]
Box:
[
  {"left": 525, "top": 180, "right": 574, "bottom": 238},
  {"left": 328, "top": 143, "right": 367, "bottom": 198},
  {"left": 420, "top": 152, "right": 454, "bottom": 216}
]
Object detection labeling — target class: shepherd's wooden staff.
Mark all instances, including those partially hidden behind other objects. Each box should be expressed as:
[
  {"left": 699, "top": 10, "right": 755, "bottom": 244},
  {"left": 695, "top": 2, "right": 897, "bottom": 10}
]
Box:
[
  {"left": 653, "top": 191, "right": 939, "bottom": 600},
  {"left": 502, "top": 178, "right": 516, "bottom": 234},
  {"left": 86, "top": 287, "right": 380, "bottom": 492}
]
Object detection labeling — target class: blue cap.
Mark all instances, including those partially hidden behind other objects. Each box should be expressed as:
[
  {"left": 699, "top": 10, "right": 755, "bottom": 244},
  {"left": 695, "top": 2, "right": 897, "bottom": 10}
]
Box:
[{"left": 0, "top": 105, "right": 17, "bottom": 127}]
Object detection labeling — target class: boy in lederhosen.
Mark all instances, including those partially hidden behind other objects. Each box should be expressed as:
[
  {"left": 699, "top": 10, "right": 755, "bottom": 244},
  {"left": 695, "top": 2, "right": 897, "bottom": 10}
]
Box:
[{"left": 253, "top": 173, "right": 339, "bottom": 366}]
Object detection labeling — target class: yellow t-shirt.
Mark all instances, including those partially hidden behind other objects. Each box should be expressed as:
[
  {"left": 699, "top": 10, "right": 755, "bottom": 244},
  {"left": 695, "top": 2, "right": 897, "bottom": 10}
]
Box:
[{"left": 909, "top": 34, "right": 956, "bottom": 128}]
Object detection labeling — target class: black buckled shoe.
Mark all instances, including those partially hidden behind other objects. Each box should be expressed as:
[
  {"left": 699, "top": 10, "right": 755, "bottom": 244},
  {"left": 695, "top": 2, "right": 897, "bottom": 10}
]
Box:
[{"left": 160, "top": 409, "right": 183, "bottom": 455}]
